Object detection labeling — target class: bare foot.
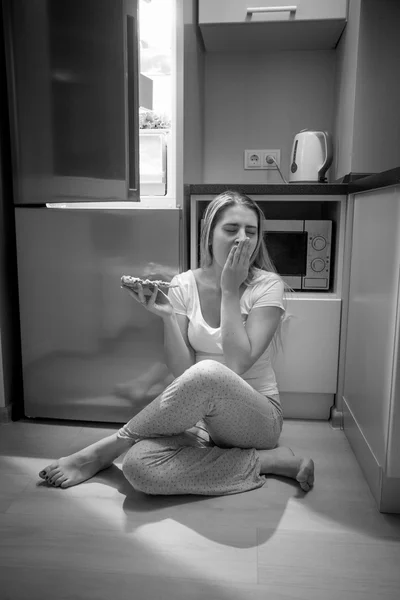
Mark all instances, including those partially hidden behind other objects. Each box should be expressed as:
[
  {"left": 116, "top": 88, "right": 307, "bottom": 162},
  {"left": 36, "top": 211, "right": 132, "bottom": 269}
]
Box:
[
  {"left": 259, "top": 446, "right": 315, "bottom": 492},
  {"left": 39, "top": 452, "right": 104, "bottom": 488},
  {"left": 39, "top": 434, "right": 133, "bottom": 489},
  {"left": 295, "top": 457, "right": 315, "bottom": 492}
]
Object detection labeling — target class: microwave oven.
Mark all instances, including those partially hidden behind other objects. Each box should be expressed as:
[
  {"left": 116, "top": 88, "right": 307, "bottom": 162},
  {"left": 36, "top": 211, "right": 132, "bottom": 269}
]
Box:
[{"left": 261, "top": 220, "right": 332, "bottom": 291}]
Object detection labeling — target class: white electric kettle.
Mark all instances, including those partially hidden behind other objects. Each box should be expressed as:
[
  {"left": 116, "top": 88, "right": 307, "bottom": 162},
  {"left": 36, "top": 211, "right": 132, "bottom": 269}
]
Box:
[{"left": 289, "top": 130, "right": 333, "bottom": 183}]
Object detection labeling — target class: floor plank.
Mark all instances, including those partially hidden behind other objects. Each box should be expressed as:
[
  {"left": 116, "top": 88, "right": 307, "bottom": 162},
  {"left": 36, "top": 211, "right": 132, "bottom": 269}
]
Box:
[{"left": 1, "top": 419, "right": 400, "bottom": 600}]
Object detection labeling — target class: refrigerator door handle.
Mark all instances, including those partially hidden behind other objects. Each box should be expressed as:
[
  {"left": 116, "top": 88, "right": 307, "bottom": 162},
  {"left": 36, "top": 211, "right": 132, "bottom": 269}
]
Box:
[{"left": 126, "top": 10, "right": 140, "bottom": 199}]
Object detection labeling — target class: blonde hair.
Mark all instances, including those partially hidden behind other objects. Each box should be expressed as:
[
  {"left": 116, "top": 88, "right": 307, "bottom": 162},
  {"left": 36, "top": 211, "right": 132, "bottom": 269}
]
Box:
[{"left": 199, "top": 190, "right": 292, "bottom": 359}]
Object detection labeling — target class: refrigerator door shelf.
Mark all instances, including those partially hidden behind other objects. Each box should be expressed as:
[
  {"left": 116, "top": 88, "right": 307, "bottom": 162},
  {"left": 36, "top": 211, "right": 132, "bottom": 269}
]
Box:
[
  {"left": 139, "top": 131, "right": 168, "bottom": 197},
  {"left": 15, "top": 207, "right": 182, "bottom": 423}
]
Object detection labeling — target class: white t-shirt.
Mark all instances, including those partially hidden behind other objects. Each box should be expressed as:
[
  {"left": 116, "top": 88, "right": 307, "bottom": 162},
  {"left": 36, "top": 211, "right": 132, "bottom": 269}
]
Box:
[{"left": 168, "top": 269, "right": 285, "bottom": 397}]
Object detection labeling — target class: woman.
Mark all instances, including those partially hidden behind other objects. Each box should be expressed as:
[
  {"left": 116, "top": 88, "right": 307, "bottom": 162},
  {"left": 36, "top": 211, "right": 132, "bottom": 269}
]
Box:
[{"left": 39, "top": 191, "right": 314, "bottom": 494}]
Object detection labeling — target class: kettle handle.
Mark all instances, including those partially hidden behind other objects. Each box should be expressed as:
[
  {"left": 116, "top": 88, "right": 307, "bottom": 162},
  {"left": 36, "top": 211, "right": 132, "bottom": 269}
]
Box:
[{"left": 316, "top": 131, "right": 333, "bottom": 182}]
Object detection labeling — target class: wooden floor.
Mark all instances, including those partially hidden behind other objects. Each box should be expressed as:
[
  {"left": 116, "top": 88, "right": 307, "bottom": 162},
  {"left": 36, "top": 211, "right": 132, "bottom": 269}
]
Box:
[{"left": 1, "top": 419, "right": 400, "bottom": 600}]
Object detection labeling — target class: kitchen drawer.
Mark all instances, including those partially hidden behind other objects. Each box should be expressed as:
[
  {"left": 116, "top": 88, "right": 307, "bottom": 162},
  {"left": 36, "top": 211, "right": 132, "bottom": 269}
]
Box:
[
  {"left": 199, "top": 0, "right": 347, "bottom": 24},
  {"left": 198, "top": 0, "right": 347, "bottom": 51}
]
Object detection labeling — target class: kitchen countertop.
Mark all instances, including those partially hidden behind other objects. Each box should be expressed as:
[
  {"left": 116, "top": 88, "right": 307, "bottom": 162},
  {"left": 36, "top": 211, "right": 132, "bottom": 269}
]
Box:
[
  {"left": 185, "top": 166, "right": 400, "bottom": 198},
  {"left": 185, "top": 183, "right": 348, "bottom": 195},
  {"left": 348, "top": 166, "right": 400, "bottom": 193}
]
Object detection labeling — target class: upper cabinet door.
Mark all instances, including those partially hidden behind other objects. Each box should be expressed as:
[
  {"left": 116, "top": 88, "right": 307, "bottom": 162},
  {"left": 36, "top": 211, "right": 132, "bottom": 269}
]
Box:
[
  {"left": 199, "top": 0, "right": 347, "bottom": 24},
  {"left": 198, "top": 0, "right": 347, "bottom": 51},
  {"left": 5, "top": 0, "right": 140, "bottom": 204}
]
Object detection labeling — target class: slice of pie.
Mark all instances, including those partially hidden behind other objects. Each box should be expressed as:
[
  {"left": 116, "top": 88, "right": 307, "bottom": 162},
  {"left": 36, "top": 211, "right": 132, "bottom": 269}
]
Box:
[{"left": 120, "top": 276, "right": 178, "bottom": 297}]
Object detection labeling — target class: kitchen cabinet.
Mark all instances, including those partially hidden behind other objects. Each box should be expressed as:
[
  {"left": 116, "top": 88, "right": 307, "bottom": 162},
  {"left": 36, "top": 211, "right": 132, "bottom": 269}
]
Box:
[
  {"left": 200, "top": 0, "right": 347, "bottom": 24},
  {"left": 198, "top": 0, "right": 347, "bottom": 51},
  {"left": 334, "top": 0, "right": 400, "bottom": 180},
  {"left": 274, "top": 296, "right": 341, "bottom": 419},
  {"left": 341, "top": 184, "right": 400, "bottom": 512}
]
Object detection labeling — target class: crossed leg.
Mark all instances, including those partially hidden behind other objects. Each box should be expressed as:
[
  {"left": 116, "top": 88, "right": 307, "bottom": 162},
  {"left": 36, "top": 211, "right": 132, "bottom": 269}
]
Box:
[{"left": 39, "top": 360, "right": 314, "bottom": 492}]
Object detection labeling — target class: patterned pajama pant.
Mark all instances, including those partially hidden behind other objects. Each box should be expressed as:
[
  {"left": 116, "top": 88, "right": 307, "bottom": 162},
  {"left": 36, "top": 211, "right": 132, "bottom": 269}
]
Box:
[{"left": 117, "top": 360, "right": 283, "bottom": 496}]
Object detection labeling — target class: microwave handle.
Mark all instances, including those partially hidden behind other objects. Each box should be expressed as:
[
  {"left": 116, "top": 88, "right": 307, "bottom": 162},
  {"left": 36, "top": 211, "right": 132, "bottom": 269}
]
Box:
[{"left": 317, "top": 131, "right": 333, "bottom": 182}]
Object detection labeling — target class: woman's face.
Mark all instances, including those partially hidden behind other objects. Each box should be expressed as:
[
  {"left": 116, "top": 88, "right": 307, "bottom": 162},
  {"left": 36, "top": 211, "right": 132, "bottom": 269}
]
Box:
[{"left": 210, "top": 205, "right": 259, "bottom": 269}]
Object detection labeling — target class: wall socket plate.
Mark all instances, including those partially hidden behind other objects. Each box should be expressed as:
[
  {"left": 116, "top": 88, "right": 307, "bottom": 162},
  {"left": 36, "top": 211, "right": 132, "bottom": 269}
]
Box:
[
  {"left": 244, "top": 149, "right": 262, "bottom": 169},
  {"left": 262, "top": 149, "right": 281, "bottom": 169},
  {"left": 244, "top": 149, "right": 280, "bottom": 170}
]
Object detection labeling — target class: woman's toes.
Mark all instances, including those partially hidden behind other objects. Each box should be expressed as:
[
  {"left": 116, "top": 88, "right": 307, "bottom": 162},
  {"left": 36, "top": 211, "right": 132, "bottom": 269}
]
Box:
[
  {"left": 40, "top": 463, "right": 58, "bottom": 480},
  {"left": 39, "top": 466, "right": 54, "bottom": 479},
  {"left": 50, "top": 473, "right": 65, "bottom": 487},
  {"left": 47, "top": 468, "right": 63, "bottom": 484},
  {"left": 296, "top": 459, "right": 315, "bottom": 492},
  {"left": 299, "top": 480, "right": 311, "bottom": 491},
  {"left": 53, "top": 478, "right": 66, "bottom": 488},
  {"left": 48, "top": 470, "right": 62, "bottom": 485}
]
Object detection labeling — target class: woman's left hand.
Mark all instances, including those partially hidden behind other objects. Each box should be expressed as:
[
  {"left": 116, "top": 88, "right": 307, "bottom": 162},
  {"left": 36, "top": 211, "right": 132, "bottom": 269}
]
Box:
[{"left": 221, "top": 238, "right": 251, "bottom": 293}]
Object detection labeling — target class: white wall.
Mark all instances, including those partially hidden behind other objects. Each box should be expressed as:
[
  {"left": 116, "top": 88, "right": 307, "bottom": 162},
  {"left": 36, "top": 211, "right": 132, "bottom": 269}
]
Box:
[{"left": 203, "top": 49, "right": 336, "bottom": 183}]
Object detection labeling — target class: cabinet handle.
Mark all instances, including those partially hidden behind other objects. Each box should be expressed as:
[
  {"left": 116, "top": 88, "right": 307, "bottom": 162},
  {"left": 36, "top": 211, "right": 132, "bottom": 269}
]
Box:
[{"left": 246, "top": 6, "right": 297, "bottom": 15}]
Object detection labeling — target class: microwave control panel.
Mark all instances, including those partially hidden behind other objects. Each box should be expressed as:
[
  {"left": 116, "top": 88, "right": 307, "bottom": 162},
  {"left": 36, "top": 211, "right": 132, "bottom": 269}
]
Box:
[{"left": 305, "top": 220, "right": 332, "bottom": 290}]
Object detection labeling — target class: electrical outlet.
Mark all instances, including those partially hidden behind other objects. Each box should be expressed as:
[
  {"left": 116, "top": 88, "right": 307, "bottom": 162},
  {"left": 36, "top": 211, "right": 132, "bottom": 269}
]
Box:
[
  {"left": 261, "top": 149, "right": 281, "bottom": 169},
  {"left": 244, "top": 150, "right": 262, "bottom": 169}
]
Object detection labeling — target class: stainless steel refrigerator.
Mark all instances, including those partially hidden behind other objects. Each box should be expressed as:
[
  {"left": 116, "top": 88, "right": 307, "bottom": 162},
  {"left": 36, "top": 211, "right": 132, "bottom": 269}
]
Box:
[{"left": 3, "top": 0, "right": 184, "bottom": 422}]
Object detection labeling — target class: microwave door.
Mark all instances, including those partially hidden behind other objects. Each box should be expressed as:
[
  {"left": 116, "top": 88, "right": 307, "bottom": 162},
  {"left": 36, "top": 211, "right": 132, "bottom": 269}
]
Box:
[{"left": 263, "top": 231, "right": 308, "bottom": 290}]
